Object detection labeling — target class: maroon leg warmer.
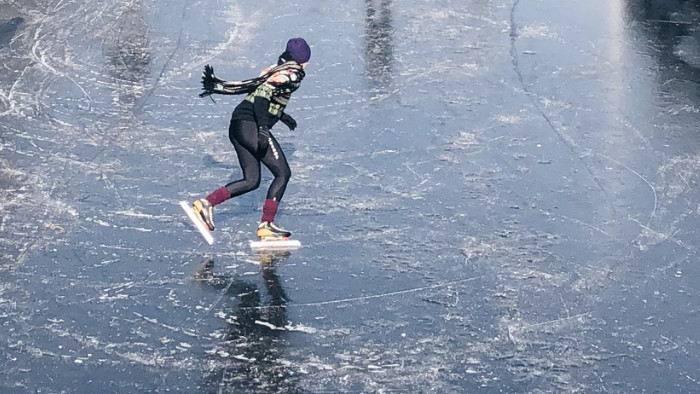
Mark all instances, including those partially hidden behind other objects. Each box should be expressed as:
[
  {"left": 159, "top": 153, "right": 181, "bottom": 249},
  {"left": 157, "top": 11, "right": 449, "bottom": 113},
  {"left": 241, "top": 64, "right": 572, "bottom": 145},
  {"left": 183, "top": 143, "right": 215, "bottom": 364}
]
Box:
[
  {"left": 261, "top": 199, "right": 279, "bottom": 223},
  {"left": 205, "top": 186, "right": 230, "bottom": 207}
]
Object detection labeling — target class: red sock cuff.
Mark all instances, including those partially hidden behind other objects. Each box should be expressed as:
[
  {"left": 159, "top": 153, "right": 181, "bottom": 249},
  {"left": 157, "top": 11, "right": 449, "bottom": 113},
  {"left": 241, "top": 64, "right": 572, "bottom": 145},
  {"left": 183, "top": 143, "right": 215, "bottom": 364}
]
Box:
[
  {"left": 261, "top": 199, "right": 279, "bottom": 223},
  {"left": 205, "top": 187, "right": 230, "bottom": 207}
]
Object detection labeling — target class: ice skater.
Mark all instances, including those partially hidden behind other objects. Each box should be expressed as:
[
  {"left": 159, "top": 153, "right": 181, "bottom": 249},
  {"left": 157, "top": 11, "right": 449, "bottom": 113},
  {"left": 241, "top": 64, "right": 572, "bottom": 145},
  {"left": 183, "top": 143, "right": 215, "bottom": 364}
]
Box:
[{"left": 190, "top": 38, "right": 311, "bottom": 240}]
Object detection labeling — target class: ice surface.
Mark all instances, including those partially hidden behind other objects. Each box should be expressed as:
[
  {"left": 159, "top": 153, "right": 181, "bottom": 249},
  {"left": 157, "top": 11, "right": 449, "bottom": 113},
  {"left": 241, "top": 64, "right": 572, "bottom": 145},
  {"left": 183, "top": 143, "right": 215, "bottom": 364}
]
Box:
[{"left": 1, "top": 0, "right": 700, "bottom": 392}]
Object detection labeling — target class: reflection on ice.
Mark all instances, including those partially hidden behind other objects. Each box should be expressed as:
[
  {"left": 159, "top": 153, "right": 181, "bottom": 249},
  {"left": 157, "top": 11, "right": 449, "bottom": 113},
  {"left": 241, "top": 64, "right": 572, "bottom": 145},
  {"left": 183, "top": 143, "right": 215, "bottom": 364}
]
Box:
[
  {"left": 0, "top": 16, "right": 23, "bottom": 48},
  {"left": 104, "top": 1, "right": 149, "bottom": 114},
  {"left": 364, "top": 0, "right": 394, "bottom": 96},
  {"left": 195, "top": 254, "right": 299, "bottom": 392}
]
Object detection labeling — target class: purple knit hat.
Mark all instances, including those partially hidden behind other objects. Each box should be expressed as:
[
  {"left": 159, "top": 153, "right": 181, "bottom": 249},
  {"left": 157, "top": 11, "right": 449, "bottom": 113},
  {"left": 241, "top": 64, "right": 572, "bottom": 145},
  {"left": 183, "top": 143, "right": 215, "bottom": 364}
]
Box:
[{"left": 286, "top": 38, "right": 311, "bottom": 64}]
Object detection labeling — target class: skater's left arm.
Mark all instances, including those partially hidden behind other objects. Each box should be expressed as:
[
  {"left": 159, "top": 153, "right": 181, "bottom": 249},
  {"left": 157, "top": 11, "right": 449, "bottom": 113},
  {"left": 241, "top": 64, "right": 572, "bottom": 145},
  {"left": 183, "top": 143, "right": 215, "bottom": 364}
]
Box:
[
  {"left": 251, "top": 86, "right": 274, "bottom": 151},
  {"left": 253, "top": 93, "right": 272, "bottom": 129}
]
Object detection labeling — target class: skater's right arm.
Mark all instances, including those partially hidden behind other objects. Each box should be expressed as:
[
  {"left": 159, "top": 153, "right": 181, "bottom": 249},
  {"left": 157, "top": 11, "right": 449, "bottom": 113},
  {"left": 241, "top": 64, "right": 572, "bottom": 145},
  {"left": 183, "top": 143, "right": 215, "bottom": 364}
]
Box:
[{"left": 280, "top": 112, "right": 296, "bottom": 130}]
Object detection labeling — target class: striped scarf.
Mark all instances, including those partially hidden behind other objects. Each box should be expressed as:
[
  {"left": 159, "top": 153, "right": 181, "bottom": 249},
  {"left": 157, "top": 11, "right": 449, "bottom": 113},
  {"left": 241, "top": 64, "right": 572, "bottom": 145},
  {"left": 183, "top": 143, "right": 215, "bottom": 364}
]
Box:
[{"left": 199, "top": 61, "right": 304, "bottom": 98}]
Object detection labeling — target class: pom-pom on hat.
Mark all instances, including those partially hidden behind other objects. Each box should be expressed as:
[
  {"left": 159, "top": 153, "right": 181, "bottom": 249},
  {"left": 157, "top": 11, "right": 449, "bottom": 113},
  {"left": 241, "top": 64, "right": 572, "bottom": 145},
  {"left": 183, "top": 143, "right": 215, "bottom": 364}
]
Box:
[{"left": 286, "top": 38, "right": 311, "bottom": 64}]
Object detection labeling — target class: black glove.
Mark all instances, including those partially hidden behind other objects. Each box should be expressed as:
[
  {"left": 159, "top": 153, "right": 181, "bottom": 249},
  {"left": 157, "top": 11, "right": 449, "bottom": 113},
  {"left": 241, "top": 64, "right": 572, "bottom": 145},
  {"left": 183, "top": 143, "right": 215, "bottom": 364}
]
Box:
[
  {"left": 200, "top": 64, "right": 224, "bottom": 97},
  {"left": 257, "top": 126, "right": 270, "bottom": 152},
  {"left": 280, "top": 113, "right": 297, "bottom": 131}
]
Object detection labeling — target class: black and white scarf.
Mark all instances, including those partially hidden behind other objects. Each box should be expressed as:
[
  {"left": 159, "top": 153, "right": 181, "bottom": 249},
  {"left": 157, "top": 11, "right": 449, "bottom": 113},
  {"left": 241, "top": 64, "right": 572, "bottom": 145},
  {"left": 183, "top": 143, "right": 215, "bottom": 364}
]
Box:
[{"left": 199, "top": 60, "right": 304, "bottom": 98}]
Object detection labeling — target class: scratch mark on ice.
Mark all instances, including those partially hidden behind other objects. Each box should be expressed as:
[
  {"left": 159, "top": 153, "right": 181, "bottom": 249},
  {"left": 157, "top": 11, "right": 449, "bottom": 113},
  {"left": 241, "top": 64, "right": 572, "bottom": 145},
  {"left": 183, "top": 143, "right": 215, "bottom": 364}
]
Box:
[
  {"left": 595, "top": 151, "right": 658, "bottom": 223},
  {"left": 242, "top": 275, "right": 484, "bottom": 310}
]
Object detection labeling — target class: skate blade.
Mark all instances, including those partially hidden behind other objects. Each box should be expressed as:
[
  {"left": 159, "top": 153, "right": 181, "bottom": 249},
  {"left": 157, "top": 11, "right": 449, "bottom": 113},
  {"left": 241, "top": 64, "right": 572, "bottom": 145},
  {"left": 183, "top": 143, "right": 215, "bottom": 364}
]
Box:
[
  {"left": 258, "top": 235, "right": 289, "bottom": 241},
  {"left": 250, "top": 239, "right": 301, "bottom": 251},
  {"left": 179, "top": 201, "right": 214, "bottom": 245}
]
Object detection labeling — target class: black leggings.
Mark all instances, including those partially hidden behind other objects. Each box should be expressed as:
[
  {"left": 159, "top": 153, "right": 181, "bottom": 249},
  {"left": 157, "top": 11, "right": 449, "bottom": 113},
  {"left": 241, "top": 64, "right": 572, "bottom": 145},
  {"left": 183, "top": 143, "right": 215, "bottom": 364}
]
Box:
[{"left": 224, "top": 120, "right": 291, "bottom": 201}]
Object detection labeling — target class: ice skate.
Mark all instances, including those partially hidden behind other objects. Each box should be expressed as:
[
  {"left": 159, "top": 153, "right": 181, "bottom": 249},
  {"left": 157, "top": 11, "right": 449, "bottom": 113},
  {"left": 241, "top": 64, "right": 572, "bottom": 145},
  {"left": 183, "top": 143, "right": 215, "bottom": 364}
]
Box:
[
  {"left": 193, "top": 199, "right": 215, "bottom": 231},
  {"left": 256, "top": 221, "right": 291, "bottom": 240}
]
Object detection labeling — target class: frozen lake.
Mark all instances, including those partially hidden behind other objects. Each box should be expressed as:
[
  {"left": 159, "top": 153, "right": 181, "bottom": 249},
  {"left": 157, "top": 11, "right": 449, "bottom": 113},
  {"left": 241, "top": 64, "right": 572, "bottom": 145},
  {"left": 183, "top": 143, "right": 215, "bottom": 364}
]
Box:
[{"left": 1, "top": 0, "right": 700, "bottom": 392}]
